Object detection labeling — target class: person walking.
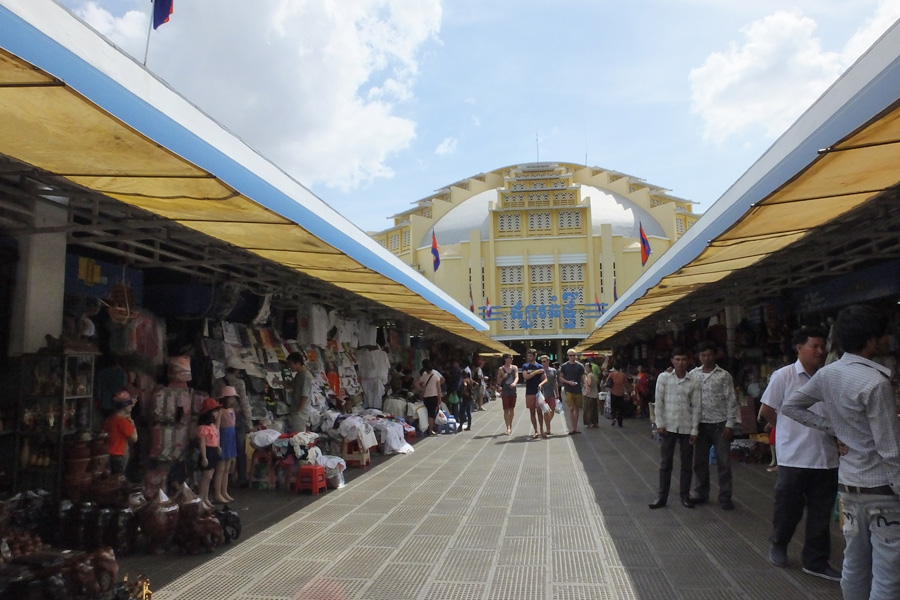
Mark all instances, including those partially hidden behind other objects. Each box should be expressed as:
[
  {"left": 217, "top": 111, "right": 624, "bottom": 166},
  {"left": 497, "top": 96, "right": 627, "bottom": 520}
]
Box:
[
  {"left": 582, "top": 359, "right": 600, "bottom": 428},
  {"left": 539, "top": 355, "right": 559, "bottom": 437},
  {"left": 607, "top": 365, "right": 629, "bottom": 427},
  {"left": 559, "top": 349, "right": 585, "bottom": 435},
  {"left": 521, "top": 349, "right": 546, "bottom": 438},
  {"left": 758, "top": 326, "right": 839, "bottom": 581},
  {"left": 783, "top": 305, "right": 900, "bottom": 597},
  {"left": 496, "top": 354, "right": 519, "bottom": 436},
  {"left": 649, "top": 347, "right": 701, "bottom": 509},
  {"left": 689, "top": 341, "right": 739, "bottom": 510},
  {"left": 416, "top": 359, "right": 444, "bottom": 436}
]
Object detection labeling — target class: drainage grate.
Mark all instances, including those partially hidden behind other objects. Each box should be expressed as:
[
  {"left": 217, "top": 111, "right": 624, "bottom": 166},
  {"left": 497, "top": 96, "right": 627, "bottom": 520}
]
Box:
[
  {"left": 552, "top": 583, "right": 615, "bottom": 600},
  {"left": 161, "top": 574, "right": 251, "bottom": 600},
  {"left": 221, "top": 543, "right": 289, "bottom": 575},
  {"left": 423, "top": 581, "right": 486, "bottom": 600},
  {"left": 328, "top": 513, "right": 379, "bottom": 535},
  {"left": 551, "top": 550, "right": 606, "bottom": 584},
  {"left": 361, "top": 562, "right": 428, "bottom": 600},
  {"left": 506, "top": 515, "right": 548, "bottom": 537},
  {"left": 456, "top": 525, "right": 503, "bottom": 549},
  {"left": 487, "top": 565, "right": 546, "bottom": 600},
  {"left": 264, "top": 520, "right": 328, "bottom": 546},
  {"left": 435, "top": 548, "right": 495, "bottom": 582},
  {"left": 498, "top": 536, "right": 547, "bottom": 565},
  {"left": 551, "top": 526, "right": 598, "bottom": 551},
  {"left": 391, "top": 535, "right": 452, "bottom": 563},
  {"left": 359, "top": 522, "right": 416, "bottom": 547},
  {"left": 243, "top": 560, "right": 328, "bottom": 597},
  {"left": 417, "top": 515, "right": 462, "bottom": 536},
  {"left": 292, "top": 533, "right": 361, "bottom": 559},
  {"left": 468, "top": 507, "right": 510, "bottom": 526},
  {"left": 324, "top": 546, "right": 388, "bottom": 578}
]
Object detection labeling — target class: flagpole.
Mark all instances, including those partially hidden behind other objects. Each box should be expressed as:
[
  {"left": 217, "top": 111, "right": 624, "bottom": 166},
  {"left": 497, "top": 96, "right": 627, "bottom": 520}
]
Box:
[{"left": 142, "top": 4, "right": 154, "bottom": 66}]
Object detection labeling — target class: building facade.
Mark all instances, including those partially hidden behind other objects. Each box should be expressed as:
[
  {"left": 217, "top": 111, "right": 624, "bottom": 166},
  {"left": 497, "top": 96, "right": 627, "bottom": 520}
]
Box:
[{"left": 370, "top": 162, "right": 700, "bottom": 358}]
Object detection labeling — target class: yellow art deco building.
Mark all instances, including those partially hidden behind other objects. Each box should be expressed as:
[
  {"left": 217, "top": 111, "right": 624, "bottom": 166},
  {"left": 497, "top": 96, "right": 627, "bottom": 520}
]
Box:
[{"left": 371, "top": 162, "right": 700, "bottom": 358}]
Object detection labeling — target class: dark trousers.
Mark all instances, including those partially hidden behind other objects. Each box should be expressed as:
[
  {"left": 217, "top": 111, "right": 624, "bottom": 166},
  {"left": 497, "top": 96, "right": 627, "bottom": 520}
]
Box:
[
  {"left": 610, "top": 394, "right": 625, "bottom": 426},
  {"left": 450, "top": 402, "right": 463, "bottom": 429},
  {"left": 692, "top": 421, "right": 733, "bottom": 503},
  {"left": 460, "top": 400, "right": 474, "bottom": 429},
  {"left": 770, "top": 466, "right": 838, "bottom": 570},
  {"left": 658, "top": 432, "right": 694, "bottom": 500}
]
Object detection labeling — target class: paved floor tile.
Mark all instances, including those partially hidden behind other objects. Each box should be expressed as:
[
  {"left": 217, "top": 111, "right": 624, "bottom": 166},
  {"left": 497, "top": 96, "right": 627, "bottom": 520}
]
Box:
[{"left": 139, "top": 392, "right": 844, "bottom": 600}]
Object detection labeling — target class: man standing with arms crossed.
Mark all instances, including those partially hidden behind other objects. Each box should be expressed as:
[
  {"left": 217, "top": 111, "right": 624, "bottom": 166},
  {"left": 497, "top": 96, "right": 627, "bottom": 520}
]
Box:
[
  {"left": 649, "top": 347, "right": 701, "bottom": 509},
  {"left": 783, "top": 306, "right": 900, "bottom": 598},
  {"left": 287, "top": 352, "right": 312, "bottom": 433},
  {"left": 559, "top": 349, "right": 585, "bottom": 436},
  {"left": 759, "top": 327, "right": 840, "bottom": 581},
  {"left": 690, "top": 342, "right": 739, "bottom": 510}
]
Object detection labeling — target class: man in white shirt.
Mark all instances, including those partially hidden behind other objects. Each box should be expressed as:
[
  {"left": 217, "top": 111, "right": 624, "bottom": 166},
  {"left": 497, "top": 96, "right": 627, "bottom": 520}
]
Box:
[
  {"left": 760, "top": 326, "right": 840, "bottom": 581},
  {"left": 783, "top": 306, "right": 900, "bottom": 599},
  {"left": 649, "top": 347, "right": 701, "bottom": 509}
]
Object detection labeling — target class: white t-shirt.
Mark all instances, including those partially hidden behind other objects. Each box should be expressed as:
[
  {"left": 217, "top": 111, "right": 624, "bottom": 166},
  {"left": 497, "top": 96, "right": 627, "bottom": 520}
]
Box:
[
  {"left": 761, "top": 360, "right": 838, "bottom": 469},
  {"left": 419, "top": 370, "right": 443, "bottom": 398}
]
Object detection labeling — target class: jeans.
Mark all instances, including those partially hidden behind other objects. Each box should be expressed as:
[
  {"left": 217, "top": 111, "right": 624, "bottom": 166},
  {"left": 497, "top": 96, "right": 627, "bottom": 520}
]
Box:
[
  {"left": 658, "top": 432, "right": 694, "bottom": 500},
  {"left": 769, "top": 466, "right": 837, "bottom": 570},
  {"left": 460, "top": 400, "right": 474, "bottom": 429},
  {"left": 840, "top": 491, "right": 900, "bottom": 600},
  {"left": 692, "top": 422, "right": 733, "bottom": 503}
]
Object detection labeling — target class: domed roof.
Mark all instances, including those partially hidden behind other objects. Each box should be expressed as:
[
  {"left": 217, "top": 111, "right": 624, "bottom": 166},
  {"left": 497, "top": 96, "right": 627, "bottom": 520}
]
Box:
[{"left": 425, "top": 185, "right": 666, "bottom": 247}]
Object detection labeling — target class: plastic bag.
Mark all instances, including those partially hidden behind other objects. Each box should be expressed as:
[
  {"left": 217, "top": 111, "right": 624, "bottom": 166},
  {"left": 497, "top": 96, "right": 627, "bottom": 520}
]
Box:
[
  {"left": 435, "top": 411, "right": 448, "bottom": 426},
  {"left": 554, "top": 397, "right": 564, "bottom": 414},
  {"left": 536, "top": 390, "right": 550, "bottom": 414}
]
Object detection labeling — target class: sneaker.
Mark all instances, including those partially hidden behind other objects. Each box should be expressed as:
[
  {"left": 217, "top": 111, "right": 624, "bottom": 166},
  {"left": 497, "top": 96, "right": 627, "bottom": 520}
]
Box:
[
  {"left": 802, "top": 565, "right": 841, "bottom": 582},
  {"left": 769, "top": 544, "right": 788, "bottom": 567}
]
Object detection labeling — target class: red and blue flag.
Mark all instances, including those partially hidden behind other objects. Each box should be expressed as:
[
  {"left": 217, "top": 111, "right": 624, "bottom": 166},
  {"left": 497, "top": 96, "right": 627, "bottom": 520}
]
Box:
[
  {"left": 152, "top": 0, "right": 174, "bottom": 29},
  {"left": 639, "top": 221, "right": 651, "bottom": 266},
  {"left": 431, "top": 231, "right": 440, "bottom": 272},
  {"left": 485, "top": 297, "right": 492, "bottom": 318}
]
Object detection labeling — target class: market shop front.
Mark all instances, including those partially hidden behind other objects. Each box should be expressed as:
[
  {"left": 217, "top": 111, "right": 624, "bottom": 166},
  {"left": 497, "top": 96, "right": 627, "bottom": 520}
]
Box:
[
  {"left": 0, "top": 1, "right": 512, "bottom": 595},
  {"left": 576, "top": 17, "right": 900, "bottom": 446}
]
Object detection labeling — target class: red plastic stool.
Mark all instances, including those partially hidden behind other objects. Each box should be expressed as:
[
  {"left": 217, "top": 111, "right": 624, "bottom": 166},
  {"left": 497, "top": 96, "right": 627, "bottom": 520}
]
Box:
[
  {"left": 342, "top": 438, "right": 371, "bottom": 468},
  {"left": 294, "top": 464, "right": 327, "bottom": 495}
]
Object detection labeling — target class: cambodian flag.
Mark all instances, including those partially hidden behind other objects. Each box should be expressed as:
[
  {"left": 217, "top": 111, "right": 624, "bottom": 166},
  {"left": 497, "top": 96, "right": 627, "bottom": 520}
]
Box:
[
  {"left": 469, "top": 284, "right": 475, "bottom": 313},
  {"left": 639, "top": 221, "right": 651, "bottom": 266},
  {"left": 485, "top": 297, "right": 492, "bottom": 318},
  {"left": 431, "top": 231, "right": 440, "bottom": 272},
  {"left": 152, "top": 0, "right": 174, "bottom": 29},
  {"left": 613, "top": 279, "right": 618, "bottom": 302},
  {"left": 594, "top": 294, "right": 603, "bottom": 314}
]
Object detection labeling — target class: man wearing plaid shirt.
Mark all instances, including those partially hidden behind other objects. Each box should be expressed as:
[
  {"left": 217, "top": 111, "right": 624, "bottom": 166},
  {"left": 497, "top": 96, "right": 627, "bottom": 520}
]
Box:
[
  {"left": 649, "top": 347, "right": 701, "bottom": 509},
  {"left": 783, "top": 305, "right": 900, "bottom": 600},
  {"left": 689, "top": 341, "right": 739, "bottom": 510}
]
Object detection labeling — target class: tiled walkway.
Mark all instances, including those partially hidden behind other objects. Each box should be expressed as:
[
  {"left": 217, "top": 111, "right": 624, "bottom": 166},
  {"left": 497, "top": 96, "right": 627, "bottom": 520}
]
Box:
[{"left": 149, "top": 395, "right": 844, "bottom": 600}]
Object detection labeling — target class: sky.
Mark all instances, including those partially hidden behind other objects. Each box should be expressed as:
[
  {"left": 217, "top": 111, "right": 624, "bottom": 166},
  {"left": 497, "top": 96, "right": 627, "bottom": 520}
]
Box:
[{"left": 56, "top": 0, "right": 900, "bottom": 233}]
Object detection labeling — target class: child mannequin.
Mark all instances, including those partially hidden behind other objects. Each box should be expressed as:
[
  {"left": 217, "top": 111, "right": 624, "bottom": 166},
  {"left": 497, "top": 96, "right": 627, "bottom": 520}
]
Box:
[
  {"left": 196, "top": 397, "right": 222, "bottom": 510},
  {"left": 104, "top": 388, "right": 138, "bottom": 475},
  {"left": 217, "top": 386, "right": 238, "bottom": 503}
]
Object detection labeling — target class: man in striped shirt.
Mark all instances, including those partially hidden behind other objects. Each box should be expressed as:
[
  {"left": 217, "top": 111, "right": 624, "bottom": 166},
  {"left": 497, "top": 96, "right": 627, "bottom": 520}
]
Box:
[{"left": 783, "top": 305, "right": 900, "bottom": 600}]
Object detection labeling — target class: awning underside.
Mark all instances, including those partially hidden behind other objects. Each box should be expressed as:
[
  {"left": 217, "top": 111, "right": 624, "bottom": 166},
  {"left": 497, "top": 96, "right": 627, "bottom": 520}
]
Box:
[
  {"left": 580, "top": 100, "right": 900, "bottom": 350},
  {"left": 0, "top": 48, "right": 511, "bottom": 353}
]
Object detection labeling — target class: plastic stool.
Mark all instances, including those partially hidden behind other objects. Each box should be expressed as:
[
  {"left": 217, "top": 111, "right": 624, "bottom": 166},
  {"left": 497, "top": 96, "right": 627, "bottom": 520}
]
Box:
[
  {"left": 249, "top": 448, "right": 276, "bottom": 489},
  {"left": 342, "top": 438, "right": 371, "bottom": 468},
  {"left": 294, "top": 464, "right": 327, "bottom": 495}
]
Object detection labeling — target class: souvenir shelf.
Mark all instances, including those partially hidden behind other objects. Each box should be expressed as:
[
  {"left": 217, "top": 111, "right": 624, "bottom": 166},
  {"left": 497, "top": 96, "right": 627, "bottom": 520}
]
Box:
[{"left": 14, "top": 353, "right": 96, "bottom": 495}]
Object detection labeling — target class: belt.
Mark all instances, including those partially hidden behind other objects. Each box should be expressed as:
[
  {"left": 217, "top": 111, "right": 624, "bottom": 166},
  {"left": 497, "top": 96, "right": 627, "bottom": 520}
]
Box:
[{"left": 839, "top": 484, "right": 895, "bottom": 495}]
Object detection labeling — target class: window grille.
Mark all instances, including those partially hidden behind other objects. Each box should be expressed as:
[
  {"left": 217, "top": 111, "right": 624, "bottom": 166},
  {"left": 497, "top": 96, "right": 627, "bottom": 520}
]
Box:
[
  {"left": 533, "top": 181, "right": 545, "bottom": 189},
  {"left": 528, "top": 212, "right": 552, "bottom": 231},
  {"left": 401, "top": 229, "right": 410, "bottom": 249},
  {"left": 530, "top": 265, "right": 553, "bottom": 283},
  {"left": 558, "top": 210, "right": 581, "bottom": 229},
  {"left": 500, "top": 266, "right": 523, "bottom": 285},
  {"left": 388, "top": 233, "right": 400, "bottom": 251},
  {"left": 500, "top": 288, "right": 523, "bottom": 330},
  {"left": 560, "top": 264, "right": 584, "bottom": 282},
  {"left": 498, "top": 213, "right": 521, "bottom": 234},
  {"left": 530, "top": 286, "right": 554, "bottom": 329},
  {"left": 505, "top": 194, "right": 526, "bottom": 208},
  {"left": 676, "top": 217, "right": 685, "bottom": 235}
]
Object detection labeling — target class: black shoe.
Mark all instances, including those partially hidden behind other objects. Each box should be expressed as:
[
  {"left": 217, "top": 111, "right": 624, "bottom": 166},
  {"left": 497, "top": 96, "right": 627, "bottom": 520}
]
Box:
[
  {"left": 802, "top": 565, "right": 841, "bottom": 582},
  {"left": 769, "top": 544, "right": 788, "bottom": 567},
  {"left": 689, "top": 495, "right": 708, "bottom": 505},
  {"left": 681, "top": 497, "right": 695, "bottom": 509},
  {"left": 720, "top": 500, "right": 735, "bottom": 510},
  {"left": 648, "top": 498, "right": 667, "bottom": 509}
]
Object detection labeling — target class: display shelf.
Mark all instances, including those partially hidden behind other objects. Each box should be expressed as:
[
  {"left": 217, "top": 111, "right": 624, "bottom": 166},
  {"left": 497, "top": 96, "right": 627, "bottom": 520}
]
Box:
[{"left": 14, "top": 353, "right": 95, "bottom": 496}]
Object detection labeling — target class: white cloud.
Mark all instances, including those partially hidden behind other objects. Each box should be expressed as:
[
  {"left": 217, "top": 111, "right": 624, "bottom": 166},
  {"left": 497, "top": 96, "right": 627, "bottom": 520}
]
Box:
[
  {"left": 842, "top": 0, "right": 900, "bottom": 65},
  {"left": 690, "top": 10, "right": 843, "bottom": 143},
  {"left": 435, "top": 137, "right": 458, "bottom": 155},
  {"left": 70, "top": 0, "right": 442, "bottom": 192}
]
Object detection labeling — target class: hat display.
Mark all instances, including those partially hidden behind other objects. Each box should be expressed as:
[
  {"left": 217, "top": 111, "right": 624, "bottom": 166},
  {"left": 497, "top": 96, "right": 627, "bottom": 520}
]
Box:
[
  {"left": 199, "top": 397, "right": 221, "bottom": 415},
  {"left": 218, "top": 385, "right": 238, "bottom": 399},
  {"left": 113, "top": 388, "right": 133, "bottom": 409}
]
